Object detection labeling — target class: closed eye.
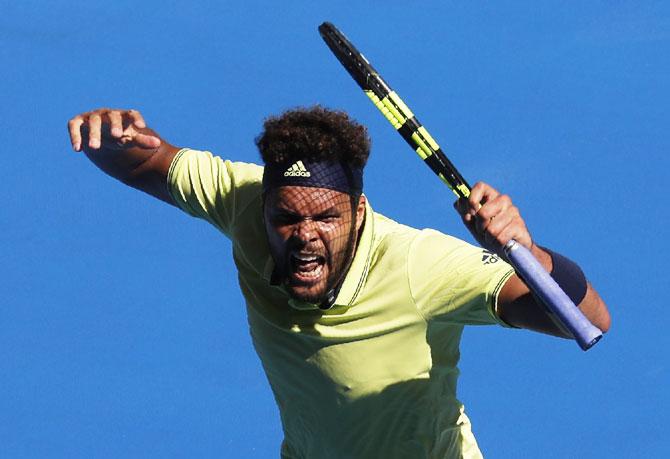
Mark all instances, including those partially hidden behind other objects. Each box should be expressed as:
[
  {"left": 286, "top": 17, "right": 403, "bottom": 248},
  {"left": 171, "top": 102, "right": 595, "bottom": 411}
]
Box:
[
  {"left": 316, "top": 213, "right": 341, "bottom": 224},
  {"left": 273, "top": 213, "right": 302, "bottom": 226}
]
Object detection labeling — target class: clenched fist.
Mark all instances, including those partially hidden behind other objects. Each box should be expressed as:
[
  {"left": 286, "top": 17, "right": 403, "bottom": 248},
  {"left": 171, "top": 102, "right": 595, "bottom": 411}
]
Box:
[{"left": 454, "top": 182, "right": 534, "bottom": 258}]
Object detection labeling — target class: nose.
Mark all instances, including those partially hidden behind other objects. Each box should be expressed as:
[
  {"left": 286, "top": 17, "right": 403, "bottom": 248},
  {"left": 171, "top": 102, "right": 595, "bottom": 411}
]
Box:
[{"left": 293, "top": 218, "right": 319, "bottom": 243}]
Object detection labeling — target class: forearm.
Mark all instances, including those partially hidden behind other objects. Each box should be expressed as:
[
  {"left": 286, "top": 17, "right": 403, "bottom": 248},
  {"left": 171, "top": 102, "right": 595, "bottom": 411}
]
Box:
[
  {"left": 70, "top": 109, "right": 182, "bottom": 204},
  {"left": 574, "top": 281, "right": 610, "bottom": 333},
  {"left": 532, "top": 244, "right": 610, "bottom": 334},
  {"left": 82, "top": 127, "right": 163, "bottom": 183},
  {"left": 453, "top": 182, "right": 611, "bottom": 338},
  {"left": 499, "top": 245, "right": 611, "bottom": 337}
]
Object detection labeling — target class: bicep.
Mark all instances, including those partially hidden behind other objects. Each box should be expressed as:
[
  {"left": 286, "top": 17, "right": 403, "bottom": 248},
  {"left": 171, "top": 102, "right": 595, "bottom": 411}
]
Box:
[{"left": 497, "top": 274, "right": 571, "bottom": 337}]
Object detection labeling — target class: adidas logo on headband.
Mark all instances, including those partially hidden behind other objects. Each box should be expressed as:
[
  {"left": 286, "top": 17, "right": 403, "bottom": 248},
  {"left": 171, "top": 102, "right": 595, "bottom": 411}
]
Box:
[
  {"left": 284, "top": 161, "right": 311, "bottom": 177},
  {"left": 263, "top": 159, "right": 363, "bottom": 194}
]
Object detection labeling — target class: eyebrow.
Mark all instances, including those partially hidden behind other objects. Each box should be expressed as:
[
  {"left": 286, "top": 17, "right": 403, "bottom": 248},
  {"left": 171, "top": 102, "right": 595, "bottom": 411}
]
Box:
[
  {"left": 314, "top": 207, "right": 342, "bottom": 218},
  {"left": 273, "top": 205, "right": 342, "bottom": 218}
]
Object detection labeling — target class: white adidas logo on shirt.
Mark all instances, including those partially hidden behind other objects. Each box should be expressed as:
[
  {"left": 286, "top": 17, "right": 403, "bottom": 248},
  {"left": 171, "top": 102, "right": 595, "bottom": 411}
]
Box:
[{"left": 283, "top": 161, "right": 311, "bottom": 177}]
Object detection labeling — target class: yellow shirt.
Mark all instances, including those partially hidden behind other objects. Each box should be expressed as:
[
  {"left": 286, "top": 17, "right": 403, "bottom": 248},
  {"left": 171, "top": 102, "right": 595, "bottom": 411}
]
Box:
[{"left": 168, "top": 149, "right": 515, "bottom": 458}]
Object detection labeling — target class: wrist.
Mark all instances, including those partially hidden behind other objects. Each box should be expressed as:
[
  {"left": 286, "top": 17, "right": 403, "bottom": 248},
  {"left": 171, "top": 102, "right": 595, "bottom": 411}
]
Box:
[
  {"left": 529, "top": 242, "right": 552, "bottom": 272},
  {"left": 540, "top": 246, "right": 588, "bottom": 306}
]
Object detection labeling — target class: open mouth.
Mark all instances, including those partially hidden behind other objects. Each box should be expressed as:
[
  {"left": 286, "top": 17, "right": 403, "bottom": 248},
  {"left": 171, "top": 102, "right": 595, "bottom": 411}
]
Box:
[{"left": 289, "top": 252, "right": 326, "bottom": 284}]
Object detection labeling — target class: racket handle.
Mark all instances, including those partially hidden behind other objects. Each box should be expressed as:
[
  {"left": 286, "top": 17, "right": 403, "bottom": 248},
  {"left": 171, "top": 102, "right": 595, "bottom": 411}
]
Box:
[{"left": 503, "top": 240, "right": 602, "bottom": 351}]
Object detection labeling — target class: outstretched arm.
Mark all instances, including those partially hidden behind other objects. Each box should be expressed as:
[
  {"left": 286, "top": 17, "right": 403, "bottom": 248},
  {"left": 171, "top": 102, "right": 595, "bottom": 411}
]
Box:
[
  {"left": 454, "top": 182, "right": 611, "bottom": 338},
  {"left": 68, "top": 108, "right": 181, "bottom": 204}
]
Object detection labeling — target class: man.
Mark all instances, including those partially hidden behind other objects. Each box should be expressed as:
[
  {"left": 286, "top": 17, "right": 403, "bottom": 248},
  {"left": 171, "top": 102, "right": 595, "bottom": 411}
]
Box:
[{"left": 68, "top": 106, "right": 610, "bottom": 458}]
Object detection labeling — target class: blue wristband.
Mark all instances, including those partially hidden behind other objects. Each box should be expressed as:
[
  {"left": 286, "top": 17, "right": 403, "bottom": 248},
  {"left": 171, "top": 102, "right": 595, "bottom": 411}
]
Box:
[{"left": 541, "top": 247, "right": 588, "bottom": 306}]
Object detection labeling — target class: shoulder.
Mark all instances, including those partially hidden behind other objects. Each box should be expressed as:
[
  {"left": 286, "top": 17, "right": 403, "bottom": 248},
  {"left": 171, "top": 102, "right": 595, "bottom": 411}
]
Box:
[
  {"left": 372, "top": 218, "right": 501, "bottom": 280},
  {"left": 367, "top": 211, "right": 439, "bottom": 273},
  {"left": 408, "top": 227, "right": 503, "bottom": 271},
  {"left": 370, "top": 211, "right": 467, "bottom": 258},
  {"left": 170, "top": 148, "right": 265, "bottom": 210},
  {"left": 371, "top": 211, "right": 421, "bottom": 252},
  {"left": 167, "top": 148, "right": 266, "bottom": 237},
  {"left": 363, "top": 204, "right": 485, "bottom": 269},
  {"left": 170, "top": 148, "right": 264, "bottom": 183}
]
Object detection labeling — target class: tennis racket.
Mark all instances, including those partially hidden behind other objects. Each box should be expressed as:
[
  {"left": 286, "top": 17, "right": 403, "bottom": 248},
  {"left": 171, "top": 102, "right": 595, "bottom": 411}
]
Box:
[{"left": 318, "top": 22, "right": 602, "bottom": 350}]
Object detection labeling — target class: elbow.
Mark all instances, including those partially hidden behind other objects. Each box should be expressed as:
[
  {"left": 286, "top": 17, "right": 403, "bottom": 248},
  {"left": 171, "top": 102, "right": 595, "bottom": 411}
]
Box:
[
  {"left": 579, "top": 282, "right": 611, "bottom": 333},
  {"left": 598, "top": 307, "right": 611, "bottom": 334},
  {"left": 587, "top": 291, "right": 611, "bottom": 334}
]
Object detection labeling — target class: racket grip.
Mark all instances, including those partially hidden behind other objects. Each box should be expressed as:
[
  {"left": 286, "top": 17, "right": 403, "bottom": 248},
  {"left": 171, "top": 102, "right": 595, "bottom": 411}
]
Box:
[{"left": 503, "top": 240, "right": 602, "bottom": 351}]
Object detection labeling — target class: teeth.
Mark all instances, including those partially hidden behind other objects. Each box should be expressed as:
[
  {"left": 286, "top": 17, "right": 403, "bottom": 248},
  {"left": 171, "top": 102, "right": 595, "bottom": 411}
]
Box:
[
  {"left": 293, "top": 253, "right": 319, "bottom": 262},
  {"left": 299, "top": 264, "right": 323, "bottom": 278},
  {"left": 290, "top": 253, "right": 324, "bottom": 281}
]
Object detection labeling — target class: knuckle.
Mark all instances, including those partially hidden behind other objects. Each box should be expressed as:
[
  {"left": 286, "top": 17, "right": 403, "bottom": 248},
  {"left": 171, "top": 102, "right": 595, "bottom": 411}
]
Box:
[
  {"left": 478, "top": 205, "right": 493, "bottom": 218},
  {"left": 496, "top": 227, "right": 511, "bottom": 243}
]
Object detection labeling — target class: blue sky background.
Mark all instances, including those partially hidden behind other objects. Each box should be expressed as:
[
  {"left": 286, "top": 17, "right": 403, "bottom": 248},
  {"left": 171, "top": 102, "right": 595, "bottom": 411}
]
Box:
[{"left": 2, "top": 1, "right": 669, "bottom": 457}]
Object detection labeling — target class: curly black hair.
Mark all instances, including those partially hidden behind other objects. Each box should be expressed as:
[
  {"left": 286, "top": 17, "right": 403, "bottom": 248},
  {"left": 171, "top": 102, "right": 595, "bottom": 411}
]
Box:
[{"left": 255, "top": 105, "right": 371, "bottom": 168}]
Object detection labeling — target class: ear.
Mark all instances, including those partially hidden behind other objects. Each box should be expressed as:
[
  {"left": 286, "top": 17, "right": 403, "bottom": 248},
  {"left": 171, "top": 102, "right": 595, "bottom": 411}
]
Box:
[{"left": 355, "top": 195, "right": 366, "bottom": 231}]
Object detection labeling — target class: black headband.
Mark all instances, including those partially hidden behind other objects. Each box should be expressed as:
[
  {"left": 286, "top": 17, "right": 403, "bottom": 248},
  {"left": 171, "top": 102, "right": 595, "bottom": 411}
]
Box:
[{"left": 262, "top": 160, "right": 363, "bottom": 195}]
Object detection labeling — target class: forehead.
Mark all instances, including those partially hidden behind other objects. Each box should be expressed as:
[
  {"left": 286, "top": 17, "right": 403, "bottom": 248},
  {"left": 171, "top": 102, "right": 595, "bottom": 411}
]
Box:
[{"left": 265, "top": 186, "right": 351, "bottom": 213}]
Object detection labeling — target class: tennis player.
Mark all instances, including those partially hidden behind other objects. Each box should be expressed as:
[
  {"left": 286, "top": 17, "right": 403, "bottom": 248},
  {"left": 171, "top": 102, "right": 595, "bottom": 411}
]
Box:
[{"left": 68, "top": 106, "right": 610, "bottom": 458}]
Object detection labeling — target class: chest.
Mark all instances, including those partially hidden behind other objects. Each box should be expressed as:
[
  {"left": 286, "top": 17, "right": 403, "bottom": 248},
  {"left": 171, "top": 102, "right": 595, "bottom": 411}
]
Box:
[{"left": 246, "top": 268, "right": 434, "bottom": 399}]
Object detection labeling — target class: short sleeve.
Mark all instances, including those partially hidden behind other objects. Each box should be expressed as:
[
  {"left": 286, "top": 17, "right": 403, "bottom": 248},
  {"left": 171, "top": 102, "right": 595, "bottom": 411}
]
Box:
[
  {"left": 167, "top": 148, "right": 264, "bottom": 237},
  {"left": 408, "top": 229, "right": 515, "bottom": 325}
]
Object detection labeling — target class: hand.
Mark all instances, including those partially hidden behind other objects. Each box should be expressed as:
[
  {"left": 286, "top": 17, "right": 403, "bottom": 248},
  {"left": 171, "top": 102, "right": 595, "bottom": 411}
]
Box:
[
  {"left": 453, "top": 182, "right": 533, "bottom": 258},
  {"left": 68, "top": 108, "right": 161, "bottom": 152}
]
